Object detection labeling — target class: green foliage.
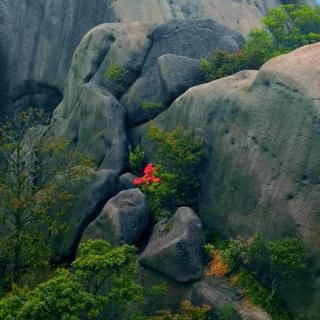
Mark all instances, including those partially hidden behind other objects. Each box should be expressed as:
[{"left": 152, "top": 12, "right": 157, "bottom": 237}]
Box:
[
  {"left": 139, "top": 100, "right": 164, "bottom": 111},
  {"left": 200, "top": 50, "right": 249, "bottom": 82},
  {"left": 268, "top": 237, "right": 308, "bottom": 281},
  {"left": 201, "top": 4, "right": 320, "bottom": 81},
  {"left": 104, "top": 63, "right": 127, "bottom": 95},
  {"left": 72, "top": 240, "right": 143, "bottom": 308},
  {"left": 145, "top": 124, "right": 205, "bottom": 219},
  {"left": 233, "top": 270, "right": 289, "bottom": 320},
  {"left": 206, "top": 235, "right": 308, "bottom": 319},
  {"left": 140, "top": 165, "right": 177, "bottom": 220},
  {"left": 0, "top": 240, "right": 143, "bottom": 320},
  {"left": 0, "top": 109, "right": 94, "bottom": 290},
  {"left": 217, "top": 305, "right": 240, "bottom": 320},
  {"left": 128, "top": 145, "right": 146, "bottom": 175}
]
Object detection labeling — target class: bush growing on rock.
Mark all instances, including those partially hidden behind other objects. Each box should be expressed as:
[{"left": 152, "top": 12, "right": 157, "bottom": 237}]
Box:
[
  {"left": 201, "top": 4, "right": 320, "bottom": 81},
  {"left": 129, "top": 145, "right": 146, "bottom": 175},
  {"left": 205, "top": 235, "right": 308, "bottom": 319},
  {"left": 133, "top": 125, "right": 206, "bottom": 220},
  {"left": 0, "top": 109, "right": 94, "bottom": 290},
  {"left": 147, "top": 124, "right": 205, "bottom": 206},
  {"left": 104, "top": 63, "right": 127, "bottom": 95}
]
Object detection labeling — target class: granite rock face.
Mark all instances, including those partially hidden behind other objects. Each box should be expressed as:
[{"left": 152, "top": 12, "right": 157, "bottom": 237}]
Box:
[
  {"left": 81, "top": 188, "right": 149, "bottom": 246},
  {"left": 0, "top": 0, "right": 285, "bottom": 117},
  {"left": 54, "top": 169, "right": 120, "bottom": 259},
  {"left": 130, "top": 43, "right": 320, "bottom": 318},
  {"left": 48, "top": 22, "right": 156, "bottom": 170},
  {"left": 140, "top": 207, "right": 205, "bottom": 282},
  {"left": 44, "top": 19, "right": 243, "bottom": 170},
  {"left": 122, "top": 19, "right": 243, "bottom": 127}
]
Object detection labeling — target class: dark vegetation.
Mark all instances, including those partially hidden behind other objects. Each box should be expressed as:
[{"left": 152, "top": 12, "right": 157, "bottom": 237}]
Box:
[
  {"left": 200, "top": 4, "right": 320, "bottom": 81},
  {"left": 205, "top": 235, "right": 309, "bottom": 319}
]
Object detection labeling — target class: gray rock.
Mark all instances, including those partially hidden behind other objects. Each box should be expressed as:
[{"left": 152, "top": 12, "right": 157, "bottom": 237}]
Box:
[
  {"left": 81, "top": 189, "right": 149, "bottom": 246},
  {"left": 238, "top": 306, "right": 272, "bottom": 320},
  {"left": 130, "top": 43, "right": 320, "bottom": 318},
  {"left": 191, "top": 278, "right": 239, "bottom": 311},
  {"left": 48, "top": 22, "right": 155, "bottom": 170},
  {"left": 54, "top": 169, "right": 120, "bottom": 259},
  {"left": 122, "top": 19, "right": 244, "bottom": 127},
  {"left": 119, "top": 172, "right": 137, "bottom": 190},
  {"left": 140, "top": 207, "right": 205, "bottom": 282},
  {"left": 0, "top": 0, "right": 283, "bottom": 117},
  {"left": 158, "top": 54, "right": 204, "bottom": 102}
]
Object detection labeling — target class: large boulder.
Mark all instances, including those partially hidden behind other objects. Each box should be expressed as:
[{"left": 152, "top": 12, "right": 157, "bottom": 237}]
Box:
[
  {"left": 0, "top": 0, "right": 284, "bottom": 117},
  {"left": 45, "top": 19, "right": 243, "bottom": 168},
  {"left": 54, "top": 169, "right": 120, "bottom": 259},
  {"left": 48, "top": 22, "right": 156, "bottom": 170},
  {"left": 81, "top": 188, "right": 149, "bottom": 246},
  {"left": 130, "top": 43, "right": 320, "bottom": 318},
  {"left": 122, "top": 19, "right": 244, "bottom": 127},
  {"left": 140, "top": 207, "right": 205, "bottom": 282}
]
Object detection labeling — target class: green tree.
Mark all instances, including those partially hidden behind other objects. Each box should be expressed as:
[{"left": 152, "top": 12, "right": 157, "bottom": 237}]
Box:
[
  {"left": 141, "top": 124, "right": 205, "bottom": 220},
  {"left": 0, "top": 240, "right": 143, "bottom": 320},
  {"left": 0, "top": 109, "right": 93, "bottom": 289},
  {"left": 201, "top": 4, "right": 320, "bottom": 81}
]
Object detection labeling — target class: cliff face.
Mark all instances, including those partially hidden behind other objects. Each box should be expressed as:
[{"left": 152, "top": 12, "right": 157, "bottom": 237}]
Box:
[
  {"left": 0, "top": 0, "right": 283, "bottom": 117},
  {"left": 131, "top": 43, "right": 320, "bottom": 318}
]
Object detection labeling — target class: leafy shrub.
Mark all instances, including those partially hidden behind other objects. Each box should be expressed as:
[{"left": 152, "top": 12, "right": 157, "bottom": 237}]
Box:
[
  {"left": 134, "top": 125, "right": 206, "bottom": 220},
  {"left": 134, "top": 163, "right": 176, "bottom": 220},
  {"left": 128, "top": 145, "right": 146, "bottom": 175},
  {"left": 206, "top": 235, "right": 308, "bottom": 319},
  {"left": 201, "top": 4, "right": 320, "bottom": 81},
  {"left": 139, "top": 100, "right": 164, "bottom": 111},
  {"left": 0, "top": 240, "right": 143, "bottom": 320},
  {"left": 268, "top": 237, "right": 308, "bottom": 282},
  {"left": 104, "top": 63, "right": 127, "bottom": 95},
  {"left": 0, "top": 109, "right": 94, "bottom": 289},
  {"left": 147, "top": 124, "right": 205, "bottom": 208},
  {"left": 217, "top": 305, "right": 240, "bottom": 320},
  {"left": 232, "top": 270, "right": 289, "bottom": 320}
]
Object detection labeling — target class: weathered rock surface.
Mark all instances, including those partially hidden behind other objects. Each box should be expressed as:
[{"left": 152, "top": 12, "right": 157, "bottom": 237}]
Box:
[
  {"left": 130, "top": 43, "right": 320, "bottom": 318},
  {"left": 54, "top": 169, "right": 120, "bottom": 259},
  {"left": 122, "top": 19, "right": 243, "bottom": 127},
  {"left": 133, "top": 268, "right": 270, "bottom": 320},
  {"left": 140, "top": 207, "right": 205, "bottom": 282},
  {"left": 119, "top": 172, "right": 137, "bottom": 190},
  {"left": 48, "top": 22, "right": 156, "bottom": 170},
  {"left": 0, "top": 0, "right": 287, "bottom": 117},
  {"left": 81, "top": 188, "right": 149, "bottom": 246},
  {"left": 43, "top": 19, "right": 243, "bottom": 169},
  {"left": 238, "top": 305, "right": 272, "bottom": 320}
]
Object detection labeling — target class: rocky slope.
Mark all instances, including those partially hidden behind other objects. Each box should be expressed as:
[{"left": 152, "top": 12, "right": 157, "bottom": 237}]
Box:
[
  {"left": 0, "top": 0, "right": 285, "bottom": 117},
  {"left": 33, "top": 15, "right": 320, "bottom": 317},
  {"left": 130, "top": 43, "right": 320, "bottom": 318}
]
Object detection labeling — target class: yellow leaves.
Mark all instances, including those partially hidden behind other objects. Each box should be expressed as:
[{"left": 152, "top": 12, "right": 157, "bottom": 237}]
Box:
[
  {"left": 9, "top": 196, "right": 28, "bottom": 211},
  {"left": 205, "top": 249, "right": 230, "bottom": 277},
  {"left": 150, "top": 301, "right": 210, "bottom": 320}
]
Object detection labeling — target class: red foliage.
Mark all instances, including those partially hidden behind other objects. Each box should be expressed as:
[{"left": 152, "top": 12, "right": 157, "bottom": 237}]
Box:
[{"left": 133, "top": 163, "right": 160, "bottom": 186}]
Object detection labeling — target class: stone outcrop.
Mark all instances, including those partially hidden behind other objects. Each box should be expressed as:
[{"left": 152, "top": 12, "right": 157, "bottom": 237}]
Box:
[
  {"left": 48, "top": 22, "right": 156, "bottom": 170},
  {"left": 45, "top": 19, "right": 243, "bottom": 170},
  {"left": 130, "top": 43, "right": 320, "bottom": 318},
  {"left": 54, "top": 169, "right": 120, "bottom": 259},
  {"left": 81, "top": 188, "right": 149, "bottom": 246},
  {"left": 122, "top": 19, "right": 243, "bottom": 127},
  {"left": 0, "top": 0, "right": 285, "bottom": 117},
  {"left": 140, "top": 207, "right": 205, "bottom": 282}
]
